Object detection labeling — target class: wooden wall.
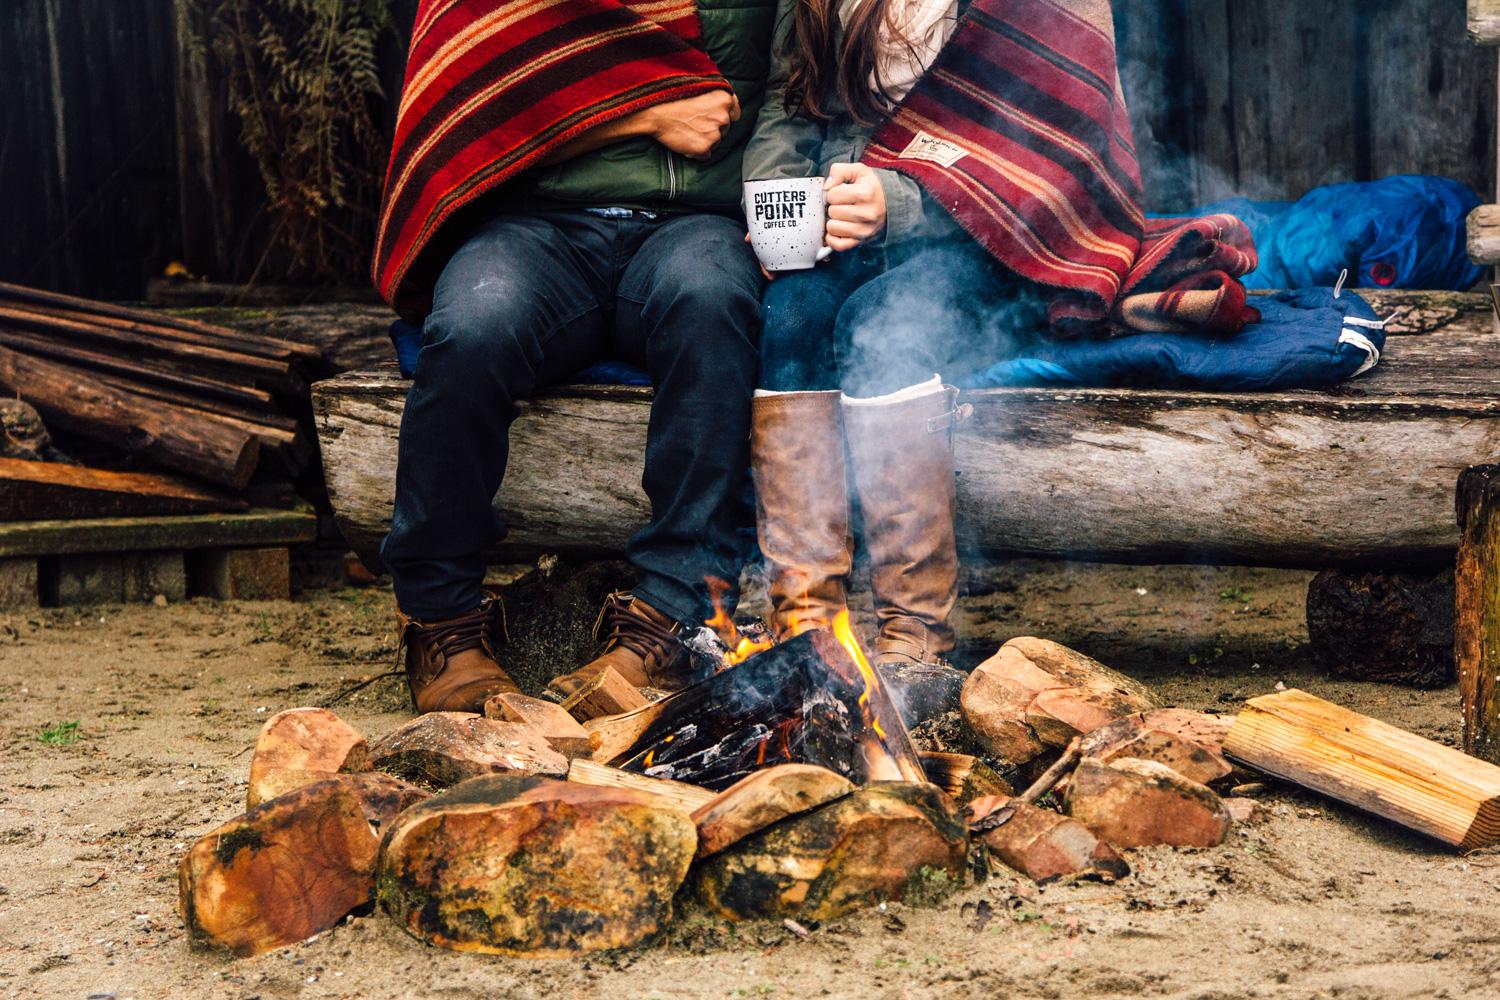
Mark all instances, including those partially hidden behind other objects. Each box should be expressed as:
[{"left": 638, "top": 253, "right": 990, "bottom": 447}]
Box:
[{"left": 0, "top": 0, "right": 1494, "bottom": 297}]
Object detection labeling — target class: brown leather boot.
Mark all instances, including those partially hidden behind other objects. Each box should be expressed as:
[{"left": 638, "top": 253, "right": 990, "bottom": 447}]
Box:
[
  {"left": 545, "top": 592, "right": 697, "bottom": 700},
  {"left": 751, "top": 390, "right": 853, "bottom": 640},
  {"left": 398, "top": 595, "right": 521, "bottom": 713},
  {"left": 843, "top": 380, "right": 971, "bottom": 665}
]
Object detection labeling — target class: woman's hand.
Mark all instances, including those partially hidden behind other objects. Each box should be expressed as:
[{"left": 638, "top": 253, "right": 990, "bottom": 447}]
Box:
[{"left": 824, "top": 163, "right": 887, "bottom": 251}]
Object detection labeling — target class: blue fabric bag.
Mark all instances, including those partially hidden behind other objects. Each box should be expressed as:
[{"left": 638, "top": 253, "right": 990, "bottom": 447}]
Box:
[
  {"left": 1159, "top": 175, "right": 1483, "bottom": 292},
  {"left": 962, "top": 288, "right": 1385, "bottom": 392}
]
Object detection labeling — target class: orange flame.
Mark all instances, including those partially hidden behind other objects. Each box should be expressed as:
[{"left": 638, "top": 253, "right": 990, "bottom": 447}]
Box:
[
  {"left": 830, "top": 609, "right": 886, "bottom": 741},
  {"left": 704, "top": 577, "right": 774, "bottom": 666}
]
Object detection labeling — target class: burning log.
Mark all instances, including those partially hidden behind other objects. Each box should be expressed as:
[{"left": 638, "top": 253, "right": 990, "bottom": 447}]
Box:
[
  {"left": 690, "top": 764, "right": 856, "bottom": 858},
  {"left": 484, "top": 692, "right": 592, "bottom": 759},
  {"left": 369, "top": 712, "right": 568, "bottom": 788},
  {"left": 376, "top": 775, "right": 697, "bottom": 957},
  {"left": 610, "top": 619, "right": 925, "bottom": 791},
  {"left": 967, "top": 794, "right": 1130, "bottom": 884},
  {"left": 1064, "top": 758, "right": 1231, "bottom": 848},
  {"left": 246, "top": 707, "right": 370, "bottom": 808},
  {"left": 691, "top": 782, "right": 968, "bottom": 922}
]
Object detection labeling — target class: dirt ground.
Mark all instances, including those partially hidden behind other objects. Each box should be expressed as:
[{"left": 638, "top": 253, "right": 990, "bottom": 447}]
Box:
[{"left": 3, "top": 560, "right": 1495, "bottom": 1000}]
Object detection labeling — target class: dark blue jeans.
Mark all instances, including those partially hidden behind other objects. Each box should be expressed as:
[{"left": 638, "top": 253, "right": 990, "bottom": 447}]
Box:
[
  {"left": 760, "top": 238, "right": 1040, "bottom": 394},
  {"left": 382, "top": 209, "right": 762, "bottom": 623}
]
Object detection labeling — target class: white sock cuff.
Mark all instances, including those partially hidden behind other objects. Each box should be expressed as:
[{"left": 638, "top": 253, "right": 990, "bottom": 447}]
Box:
[{"left": 840, "top": 374, "right": 942, "bottom": 407}]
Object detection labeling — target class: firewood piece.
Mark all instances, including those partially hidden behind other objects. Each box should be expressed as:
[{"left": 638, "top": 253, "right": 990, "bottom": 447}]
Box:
[
  {"left": 1079, "top": 713, "right": 1233, "bottom": 788},
  {"left": 0, "top": 457, "right": 244, "bottom": 522},
  {"left": 377, "top": 774, "right": 697, "bottom": 957},
  {"left": 339, "top": 772, "right": 431, "bottom": 831},
  {"left": 560, "top": 666, "right": 649, "bottom": 722},
  {"left": 566, "top": 758, "right": 716, "bottom": 813},
  {"left": 1458, "top": 465, "right": 1500, "bottom": 762},
  {"left": 1223, "top": 688, "right": 1500, "bottom": 849},
  {"left": 178, "top": 778, "right": 380, "bottom": 957},
  {"left": 585, "top": 700, "right": 674, "bottom": 763},
  {"left": 246, "top": 708, "right": 370, "bottom": 809},
  {"left": 1138, "top": 708, "right": 1234, "bottom": 756},
  {"left": 691, "top": 782, "right": 968, "bottom": 922},
  {"left": 967, "top": 794, "right": 1130, "bottom": 884},
  {"left": 1064, "top": 758, "right": 1231, "bottom": 848},
  {"left": 1306, "top": 568, "right": 1455, "bottom": 689},
  {"left": 370, "top": 712, "right": 568, "bottom": 788},
  {"left": 690, "top": 764, "right": 856, "bottom": 858},
  {"left": 917, "top": 751, "right": 1015, "bottom": 804},
  {"left": 484, "top": 692, "right": 592, "bottom": 758},
  {"left": 961, "top": 637, "right": 1159, "bottom": 769},
  {"left": 0, "top": 345, "right": 258, "bottom": 489},
  {"left": 876, "top": 660, "right": 966, "bottom": 729}
]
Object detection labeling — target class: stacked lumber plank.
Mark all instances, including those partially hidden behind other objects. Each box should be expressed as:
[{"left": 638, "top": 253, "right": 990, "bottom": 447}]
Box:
[{"left": 0, "top": 281, "right": 322, "bottom": 490}]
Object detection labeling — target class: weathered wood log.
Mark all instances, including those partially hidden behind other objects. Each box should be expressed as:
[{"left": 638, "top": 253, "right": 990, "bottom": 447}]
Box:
[
  {"left": 246, "top": 708, "right": 370, "bottom": 809},
  {"left": 917, "top": 751, "right": 1015, "bottom": 803},
  {"left": 1224, "top": 688, "right": 1500, "bottom": 849},
  {"left": 0, "top": 399, "right": 70, "bottom": 463},
  {"left": 968, "top": 795, "right": 1130, "bottom": 884},
  {"left": 0, "top": 457, "right": 243, "bottom": 522},
  {"left": 960, "top": 637, "right": 1158, "bottom": 769},
  {"left": 339, "top": 772, "right": 431, "bottom": 832},
  {"left": 1471, "top": 0, "right": 1500, "bottom": 44},
  {"left": 691, "top": 783, "right": 968, "bottom": 922},
  {"left": 878, "top": 660, "right": 967, "bottom": 729},
  {"left": 370, "top": 712, "right": 568, "bottom": 788},
  {"left": 178, "top": 778, "right": 381, "bottom": 957},
  {"left": 1458, "top": 465, "right": 1500, "bottom": 762},
  {"left": 484, "top": 692, "right": 592, "bottom": 758},
  {"left": 1065, "top": 758, "right": 1231, "bottom": 848},
  {"left": 1079, "top": 713, "right": 1233, "bottom": 788},
  {"left": 1468, "top": 205, "right": 1500, "bottom": 264},
  {"left": 1138, "top": 708, "right": 1234, "bottom": 757},
  {"left": 0, "top": 507, "right": 316, "bottom": 559},
  {"left": 565, "top": 758, "right": 716, "bottom": 813},
  {"left": 560, "top": 666, "right": 649, "bottom": 722},
  {"left": 313, "top": 299, "right": 1500, "bottom": 567},
  {"left": 0, "top": 345, "right": 258, "bottom": 489},
  {"left": 1306, "top": 568, "right": 1456, "bottom": 689},
  {"left": 377, "top": 775, "right": 697, "bottom": 957},
  {"left": 690, "top": 764, "right": 856, "bottom": 858}
]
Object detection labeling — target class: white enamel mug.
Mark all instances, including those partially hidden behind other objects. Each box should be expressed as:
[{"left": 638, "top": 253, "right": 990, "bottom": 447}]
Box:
[{"left": 744, "top": 177, "right": 835, "bottom": 272}]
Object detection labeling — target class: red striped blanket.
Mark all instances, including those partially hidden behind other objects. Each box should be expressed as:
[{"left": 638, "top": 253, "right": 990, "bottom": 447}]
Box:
[
  {"left": 861, "top": 0, "right": 1259, "bottom": 339},
  {"left": 372, "top": 0, "right": 730, "bottom": 317}
]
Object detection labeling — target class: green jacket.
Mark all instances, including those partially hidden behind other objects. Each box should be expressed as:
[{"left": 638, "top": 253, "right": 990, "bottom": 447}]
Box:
[
  {"left": 741, "top": 0, "right": 960, "bottom": 244},
  {"left": 505, "top": 0, "right": 779, "bottom": 212}
]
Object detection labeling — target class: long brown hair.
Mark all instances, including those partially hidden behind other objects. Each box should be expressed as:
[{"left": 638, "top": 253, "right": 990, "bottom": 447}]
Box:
[{"left": 784, "top": 0, "right": 919, "bottom": 127}]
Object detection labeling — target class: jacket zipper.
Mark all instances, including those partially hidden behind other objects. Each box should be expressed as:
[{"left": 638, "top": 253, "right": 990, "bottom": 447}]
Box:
[{"left": 665, "top": 151, "right": 678, "bottom": 201}]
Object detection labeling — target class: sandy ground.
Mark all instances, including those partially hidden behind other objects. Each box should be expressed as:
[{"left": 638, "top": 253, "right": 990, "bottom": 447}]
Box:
[{"left": 2, "top": 560, "right": 1496, "bottom": 1000}]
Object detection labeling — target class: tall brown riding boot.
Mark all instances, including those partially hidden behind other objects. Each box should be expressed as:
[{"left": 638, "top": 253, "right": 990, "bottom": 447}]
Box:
[
  {"left": 545, "top": 591, "right": 698, "bottom": 700},
  {"left": 751, "top": 390, "right": 853, "bottom": 640},
  {"left": 398, "top": 595, "right": 522, "bottom": 713},
  {"left": 843, "top": 379, "right": 971, "bottom": 665}
]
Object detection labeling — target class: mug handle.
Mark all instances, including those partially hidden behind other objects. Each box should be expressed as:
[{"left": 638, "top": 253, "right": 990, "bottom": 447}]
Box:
[{"left": 815, "top": 246, "right": 833, "bottom": 262}]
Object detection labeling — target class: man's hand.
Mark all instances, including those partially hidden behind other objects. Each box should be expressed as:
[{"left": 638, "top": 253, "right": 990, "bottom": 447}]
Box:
[
  {"left": 645, "top": 90, "right": 741, "bottom": 160},
  {"left": 824, "top": 163, "right": 887, "bottom": 252}
]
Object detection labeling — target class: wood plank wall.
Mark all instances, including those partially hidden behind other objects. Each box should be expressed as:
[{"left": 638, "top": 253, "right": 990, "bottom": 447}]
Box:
[{"left": 0, "top": 0, "right": 1494, "bottom": 296}]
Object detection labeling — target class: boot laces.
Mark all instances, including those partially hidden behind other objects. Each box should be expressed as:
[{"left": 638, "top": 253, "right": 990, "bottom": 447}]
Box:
[
  {"left": 402, "top": 599, "right": 500, "bottom": 669},
  {"left": 594, "top": 593, "right": 679, "bottom": 663}
]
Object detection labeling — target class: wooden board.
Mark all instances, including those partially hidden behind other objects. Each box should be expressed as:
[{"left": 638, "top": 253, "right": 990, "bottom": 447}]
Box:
[
  {"left": 313, "top": 292, "right": 1500, "bottom": 570},
  {"left": 0, "top": 507, "right": 316, "bottom": 558},
  {"left": 1470, "top": 206, "right": 1500, "bottom": 267},
  {"left": 1223, "top": 689, "right": 1500, "bottom": 850}
]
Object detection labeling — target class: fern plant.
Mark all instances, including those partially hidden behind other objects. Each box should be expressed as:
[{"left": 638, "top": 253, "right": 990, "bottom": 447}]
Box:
[{"left": 180, "top": 0, "right": 393, "bottom": 284}]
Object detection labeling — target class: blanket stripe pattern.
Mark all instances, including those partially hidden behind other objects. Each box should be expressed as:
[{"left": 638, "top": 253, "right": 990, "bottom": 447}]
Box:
[
  {"left": 861, "top": 0, "right": 1259, "bottom": 338},
  {"left": 372, "top": 0, "right": 729, "bottom": 316}
]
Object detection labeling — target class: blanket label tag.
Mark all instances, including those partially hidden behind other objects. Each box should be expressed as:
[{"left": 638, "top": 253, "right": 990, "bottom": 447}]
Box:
[{"left": 897, "top": 131, "right": 968, "bottom": 167}]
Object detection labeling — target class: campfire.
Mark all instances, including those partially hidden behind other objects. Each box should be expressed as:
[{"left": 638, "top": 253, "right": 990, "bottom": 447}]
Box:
[{"left": 176, "top": 623, "right": 1500, "bottom": 961}]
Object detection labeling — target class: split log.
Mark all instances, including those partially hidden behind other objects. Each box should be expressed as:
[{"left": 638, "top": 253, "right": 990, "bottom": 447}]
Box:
[
  {"left": 1457, "top": 465, "right": 1500, "bottom": 762},
  {"left": 690, "top": 764, "right": 856, "bottom": 858},
  {"left": 1224, "top": 688, "right": 1500, "bottom": 850},
  {"left": 484, "top": 692, "right": 592, "bottom": 758},
  {"left": 1306, "top": 569, "right": 1455, "bottom": 689},
  {"left": 917, "top": 751, "right": 1015, "bottom": 803},
  {"left": 0, "top": 457, "right": 243, "bottom": 522},
  {"left": 1065, "top": 758, "right": 1230, "bottom": 848},
  {"left": 0, "top": 398, "right": 70, "bottom": 463},
  {"left": 246, "top": 708, "right": 370, "bottom": 809},
  {"left": 1078, "top": 713, "right": 1233, "bottom": 788},
  {"left": 560, "top": 666, "right": 649, "bottom": 722},
  {"left": 586, "top": 700, "right": 675, "bottom": 763},
  {"left": 179, "top": 778, "right": 381, "bottom": 957},
  {"left": 960, "top": 637, "right": 1158, "bottom": 769},
  {"left": 1470, "top": 1, "right": 1500, "bottom": 45},
  {"left": 877, "top": 660, "right": 967, "bottom": 730},
  {"left": 370, "top": 713, "right": 568, "bottom": 788},
  {"left": 1467, "top": 204, "right": 1500, "bottom": 263},
  {"left": 565, "top": 758, "right": 716, "bottom": 813},
  {"left": 967, "top": 794, "right": 1129, "bottom": 884},
  {"left": 1138, "top": 708, "right": 1234, "bottom": 757},
  {"left": 0, "top": 345, "right": 258, "bottom": 489},
  {"left": 691, "top": 782, "right": 968, "bottom": 921},
  {"left": 377, "top": 775, "right": 697, "bottom": 957}
]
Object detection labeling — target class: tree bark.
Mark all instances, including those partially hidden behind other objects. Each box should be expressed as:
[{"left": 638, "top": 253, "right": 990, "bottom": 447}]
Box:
[{"left": 1458, "top": 465, "right": 1500, "bottom": 762}]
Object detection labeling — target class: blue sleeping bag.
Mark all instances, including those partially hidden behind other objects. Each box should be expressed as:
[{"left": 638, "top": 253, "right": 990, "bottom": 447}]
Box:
[
  {"left": 1157, "top": 175, "right": 1484, "bottom": 292},
  {"left": 962, "top": 288, "right": 1385, "bottom": 392}
]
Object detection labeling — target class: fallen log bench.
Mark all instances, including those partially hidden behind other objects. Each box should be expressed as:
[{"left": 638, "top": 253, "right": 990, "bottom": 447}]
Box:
[{"left": 312, "top": 290, "right": 1500, "bottom": 571}]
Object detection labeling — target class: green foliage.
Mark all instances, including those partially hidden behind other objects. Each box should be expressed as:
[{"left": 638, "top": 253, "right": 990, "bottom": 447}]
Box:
[
  {"left": 38, "top": 721, "right": 80, "bottom": 746},
  {"left": 179, "top": 0, "right": 392, "bottom": 283}
]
